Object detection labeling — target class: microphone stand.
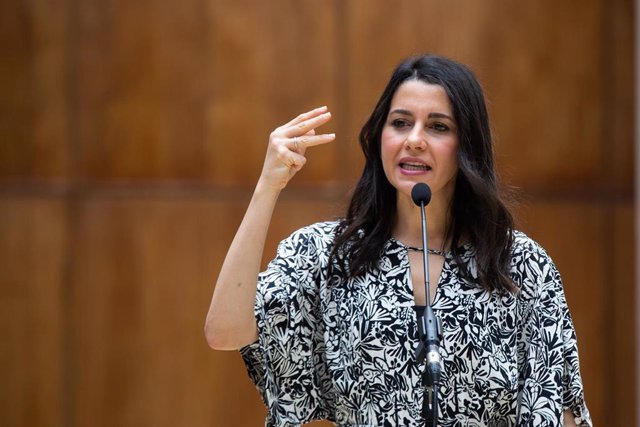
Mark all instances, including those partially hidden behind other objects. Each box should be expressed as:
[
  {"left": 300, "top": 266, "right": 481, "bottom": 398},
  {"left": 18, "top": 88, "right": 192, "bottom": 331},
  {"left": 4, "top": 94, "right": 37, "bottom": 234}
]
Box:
[{"left": 414, "top": 199, "right": 443, "bottom": 427}]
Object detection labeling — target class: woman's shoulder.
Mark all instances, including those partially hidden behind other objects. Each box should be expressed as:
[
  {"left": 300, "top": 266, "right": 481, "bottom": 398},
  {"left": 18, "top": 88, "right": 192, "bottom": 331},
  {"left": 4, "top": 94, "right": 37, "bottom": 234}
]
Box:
[
  {"left": 510, "top": 230, "right": 561, "bottom": 298},
  {"left": 267, "top": 220, "right": 343, "bottom": 273},
  {"left": 286, "top": 220, "right": 341, "bottom": 241},
  {"left": 459, "top": 230, "right": 552, "bottom": 262},
  {"left": 277, "top": 220, "right": 341, "bottom": 253},
  {"left": 511, "top": 230, "right": 553, "bottom": 261}
]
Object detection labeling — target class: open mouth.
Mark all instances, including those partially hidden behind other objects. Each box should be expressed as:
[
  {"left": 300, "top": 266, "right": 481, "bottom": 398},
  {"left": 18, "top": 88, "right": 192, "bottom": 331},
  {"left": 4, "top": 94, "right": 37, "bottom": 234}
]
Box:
[{"left": 400, "top": 162, "right": 431, "bottom": 171}]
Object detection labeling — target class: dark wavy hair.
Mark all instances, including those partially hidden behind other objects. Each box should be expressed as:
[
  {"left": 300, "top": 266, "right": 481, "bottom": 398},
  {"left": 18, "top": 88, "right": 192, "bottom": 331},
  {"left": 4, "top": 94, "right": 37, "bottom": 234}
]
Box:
[{"left": 330, "top": 54, "right": 517, "bottom": 294}]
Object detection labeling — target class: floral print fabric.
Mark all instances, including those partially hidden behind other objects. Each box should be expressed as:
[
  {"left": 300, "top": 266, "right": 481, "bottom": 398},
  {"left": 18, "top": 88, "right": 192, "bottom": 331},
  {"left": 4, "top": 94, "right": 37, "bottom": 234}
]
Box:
[{"left": 240, "top": 221, "right": 592, "bottom": 426}]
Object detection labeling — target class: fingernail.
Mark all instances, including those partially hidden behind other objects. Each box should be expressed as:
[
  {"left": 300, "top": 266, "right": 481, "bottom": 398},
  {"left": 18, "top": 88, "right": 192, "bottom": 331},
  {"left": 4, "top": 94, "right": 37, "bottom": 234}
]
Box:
[{"left": 318, "top": 106, "right": 328, "bottom": 111}]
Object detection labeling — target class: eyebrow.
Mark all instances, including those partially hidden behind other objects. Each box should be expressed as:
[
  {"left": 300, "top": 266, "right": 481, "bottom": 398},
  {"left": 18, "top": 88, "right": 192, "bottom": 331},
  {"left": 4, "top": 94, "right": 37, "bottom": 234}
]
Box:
[{"left": 389, "top": 109, "right": 454, "bottom": 122}]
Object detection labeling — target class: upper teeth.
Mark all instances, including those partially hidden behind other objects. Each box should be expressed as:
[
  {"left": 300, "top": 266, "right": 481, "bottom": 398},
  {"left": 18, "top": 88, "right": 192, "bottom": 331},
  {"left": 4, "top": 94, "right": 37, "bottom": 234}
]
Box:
[{"left": 402, "top": 163, "right": 429, "bottom": 170}]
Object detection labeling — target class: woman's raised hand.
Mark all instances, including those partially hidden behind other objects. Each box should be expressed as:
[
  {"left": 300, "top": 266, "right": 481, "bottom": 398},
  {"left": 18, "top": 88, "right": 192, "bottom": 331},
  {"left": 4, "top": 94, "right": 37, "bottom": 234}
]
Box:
[
  {"left": 259, "top": 106, "right": 335, "bottom": 191},
  {"left": 206, "top": 106, "right": 334, "bottom": 350}
]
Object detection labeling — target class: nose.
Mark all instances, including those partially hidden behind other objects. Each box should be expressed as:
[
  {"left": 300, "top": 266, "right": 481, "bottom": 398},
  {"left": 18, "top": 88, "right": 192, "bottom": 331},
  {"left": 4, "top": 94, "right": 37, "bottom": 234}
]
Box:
[{"left": 405, "top": 127, "right": 426, "bottom": 150}]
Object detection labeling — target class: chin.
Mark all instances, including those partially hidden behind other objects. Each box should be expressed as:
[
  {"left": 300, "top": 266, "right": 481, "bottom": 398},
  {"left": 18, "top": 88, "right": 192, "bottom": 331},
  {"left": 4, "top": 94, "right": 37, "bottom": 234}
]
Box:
[
  {"left": 395, "top": 182, "right": 418, "bottom": 199},
  {"left": 401, "top": 178, "right": 427, "bottom": 191}
]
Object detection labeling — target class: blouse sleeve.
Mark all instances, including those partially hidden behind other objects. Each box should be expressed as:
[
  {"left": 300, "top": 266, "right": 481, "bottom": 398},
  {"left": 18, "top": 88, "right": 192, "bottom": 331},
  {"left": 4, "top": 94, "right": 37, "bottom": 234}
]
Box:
[
  {"left": 239, "top": 225, "right": 335, "bottom": 427},
  {"left": 515, "top": 240, "right": 592, "bottom": 426}
]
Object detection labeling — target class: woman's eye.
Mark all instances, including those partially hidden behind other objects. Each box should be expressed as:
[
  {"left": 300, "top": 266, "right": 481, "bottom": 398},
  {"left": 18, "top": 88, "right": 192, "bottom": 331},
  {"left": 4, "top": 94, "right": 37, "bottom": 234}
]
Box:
[
  {"left": 391, "top": 119, "right": 410, "bottom": 128},
  {"left": 431, "top": 122, "right": 449, "bottom": 132}
]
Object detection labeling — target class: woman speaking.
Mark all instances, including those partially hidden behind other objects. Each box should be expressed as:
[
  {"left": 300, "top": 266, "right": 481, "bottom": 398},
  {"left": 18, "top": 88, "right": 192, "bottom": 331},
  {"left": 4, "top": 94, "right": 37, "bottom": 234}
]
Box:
[{"left": 205, "top": 55, "right": 591, "bottom": 427}]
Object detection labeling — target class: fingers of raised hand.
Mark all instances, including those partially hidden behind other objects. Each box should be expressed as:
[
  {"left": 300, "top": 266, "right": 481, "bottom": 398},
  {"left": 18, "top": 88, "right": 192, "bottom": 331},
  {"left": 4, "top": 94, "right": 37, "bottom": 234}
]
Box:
[
  {"left": 278, "top": 107, "right": 331, "bottom": 138},
  {"left": 289, "top": 133, "right": 335, "bottom": 152},
  {"left": 267, "top": 108, "right": 335, "bottom": 177},
  {"left": 288, "top": 111, "right": 332, "bottom": 137},
  {"left": 284, "top": 106, "right": 328, "bottom": 128}
]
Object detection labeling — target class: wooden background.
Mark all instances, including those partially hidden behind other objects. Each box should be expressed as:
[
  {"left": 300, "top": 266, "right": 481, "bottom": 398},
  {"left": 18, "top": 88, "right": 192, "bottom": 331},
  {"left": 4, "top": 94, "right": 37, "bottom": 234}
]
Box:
[{"left": 0, "top": 0, "right": 635, "bottom": 426}]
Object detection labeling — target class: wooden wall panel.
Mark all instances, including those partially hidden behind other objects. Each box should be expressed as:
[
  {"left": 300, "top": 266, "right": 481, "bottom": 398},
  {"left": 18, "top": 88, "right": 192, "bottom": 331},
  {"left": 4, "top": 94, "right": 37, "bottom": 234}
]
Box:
[
  {"left": 74, "top": 0, "right": 212, "bottom": 180},
  {"left": 612, "top": 203, "right": 636, "bottom": 426},
  {"left": 608, "top": 0, "right": 635, "bottom": 193},
  {"left": 72, "top": 199, "right": 232, "bottom": 427},
  {"left": 203, "top": 0, "right": 342, "bottom": 187},
  {"left": 0, "top": 200, "right": 66, "bottom": 427},
  {"left": 0, "top": 0, "right": 70, "bottom": 181},
  {"left": 74, "top": 0, "right": 340, "bottom": 186},
  {"left": 476, "top": 1, "right": 605, "bottom": 193}
]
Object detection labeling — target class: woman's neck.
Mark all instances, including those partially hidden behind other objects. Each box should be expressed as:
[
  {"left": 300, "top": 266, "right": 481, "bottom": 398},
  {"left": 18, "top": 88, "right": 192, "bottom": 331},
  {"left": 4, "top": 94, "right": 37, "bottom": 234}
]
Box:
[{"left": 393, "top": 191, "right": 452, "bottom": 251}]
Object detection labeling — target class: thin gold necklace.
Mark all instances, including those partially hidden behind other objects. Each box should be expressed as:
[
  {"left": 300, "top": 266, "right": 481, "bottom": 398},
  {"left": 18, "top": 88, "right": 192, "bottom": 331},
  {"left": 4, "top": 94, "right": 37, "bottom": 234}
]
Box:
[{"left": 405, "top": 245, "right": 447, "bottom": 257}]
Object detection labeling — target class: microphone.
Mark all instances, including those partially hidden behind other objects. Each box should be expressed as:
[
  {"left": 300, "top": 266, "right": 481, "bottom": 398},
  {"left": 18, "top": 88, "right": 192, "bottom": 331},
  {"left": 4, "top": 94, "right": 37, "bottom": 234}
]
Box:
[
  {"left": 411, "top": 182, "right": 432, "bottom": 206},
  {"left": 411, "top": 183, "right": 442, "bottom": 427}
]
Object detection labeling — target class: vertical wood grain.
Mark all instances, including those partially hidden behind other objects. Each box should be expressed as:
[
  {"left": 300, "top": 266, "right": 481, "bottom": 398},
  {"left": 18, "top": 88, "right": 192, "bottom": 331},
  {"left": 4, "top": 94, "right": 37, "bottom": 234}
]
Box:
[
  {"left": 612, "top": 203, "right": 636, "bottom": 426},
  {"left": 72, "top": 199, "right": 221, "bottom": 426},
  {"left": 0, "top": 200, "right": 66, "bottom": 427},
  {"left": 74, "top": 0, "right": 211, "bottom": 180},
  {"left": 0, "top": 0, "right": 71, "bottom": 181},
  {"left": 202, "top": 0, "right": 342, "bottom": 187},
  {"left": 72, "top": 0, "right": 341, "bottom": 185},
  {"left": 607, "top": 0, "right": 635, "bottom": 193}
]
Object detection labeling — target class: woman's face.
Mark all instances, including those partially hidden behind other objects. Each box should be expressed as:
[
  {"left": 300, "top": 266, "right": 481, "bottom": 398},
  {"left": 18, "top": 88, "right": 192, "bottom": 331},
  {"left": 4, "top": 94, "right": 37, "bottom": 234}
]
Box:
[{"left": 380, "top": 79, "right": 459, "bottom": 204}]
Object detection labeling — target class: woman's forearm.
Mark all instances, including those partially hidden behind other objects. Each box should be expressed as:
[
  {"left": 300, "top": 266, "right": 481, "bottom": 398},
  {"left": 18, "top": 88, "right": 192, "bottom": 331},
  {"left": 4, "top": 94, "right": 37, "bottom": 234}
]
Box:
[{"left": 204, "top": 182, "right": 280, "bottom": 350}]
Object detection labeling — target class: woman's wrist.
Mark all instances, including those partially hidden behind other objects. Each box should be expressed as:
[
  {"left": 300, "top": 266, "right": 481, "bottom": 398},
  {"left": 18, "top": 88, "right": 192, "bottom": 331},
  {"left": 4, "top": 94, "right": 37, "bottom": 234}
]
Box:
[{"left": 254, "top": 177, "right": 283, "bottom": 199}]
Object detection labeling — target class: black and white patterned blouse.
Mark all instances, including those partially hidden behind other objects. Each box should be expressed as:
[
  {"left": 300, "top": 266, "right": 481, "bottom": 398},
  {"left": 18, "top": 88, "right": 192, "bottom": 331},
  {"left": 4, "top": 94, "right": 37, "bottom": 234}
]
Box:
[{"left": 240, "top": 221, "right": 592, "bottom": 427}]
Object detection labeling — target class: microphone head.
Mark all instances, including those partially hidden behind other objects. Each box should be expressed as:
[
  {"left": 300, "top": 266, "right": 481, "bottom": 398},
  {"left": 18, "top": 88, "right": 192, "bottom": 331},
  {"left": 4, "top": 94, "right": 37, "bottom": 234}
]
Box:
[{"left": 411, "top": 183, "right": 432, "bottom": 206}]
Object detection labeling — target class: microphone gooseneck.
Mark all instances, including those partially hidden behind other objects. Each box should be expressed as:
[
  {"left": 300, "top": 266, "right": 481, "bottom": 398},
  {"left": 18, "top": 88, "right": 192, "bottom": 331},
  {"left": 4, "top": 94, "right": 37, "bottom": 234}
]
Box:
[{"left": 411, "top": 183, "right": 442, "bottom": 427}]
